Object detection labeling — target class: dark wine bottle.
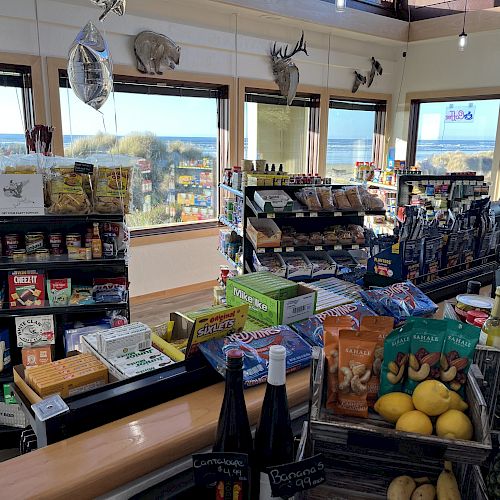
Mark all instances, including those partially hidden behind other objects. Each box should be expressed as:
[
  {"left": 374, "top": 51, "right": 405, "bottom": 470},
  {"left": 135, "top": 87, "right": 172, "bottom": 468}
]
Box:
[
  {"left": 213, "top": 349, "right": 253, "bottom": 500},
  {"left": 254, "top": 345, "right": 294, "bottom": 499}
]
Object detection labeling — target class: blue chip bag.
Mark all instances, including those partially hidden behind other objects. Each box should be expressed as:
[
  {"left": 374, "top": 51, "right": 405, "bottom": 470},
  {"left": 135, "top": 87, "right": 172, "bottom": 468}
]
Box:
[
  {"left": 291, "top": 302, "right": 376, "bottom": 347},
  {"left": 0, "top": 329, "right": 11, "bottom": 373},
  {"left": 360, "top": 281, "right": 438, "bottom": 325},
  {"left": 199, "top": 325, "right": 312, "bottom": 387}
]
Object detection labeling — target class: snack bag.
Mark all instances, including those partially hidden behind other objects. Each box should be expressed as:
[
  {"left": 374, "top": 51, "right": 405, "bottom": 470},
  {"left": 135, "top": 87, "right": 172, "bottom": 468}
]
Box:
[
  {"left": 47, "top": 166, "right": 92, "bottom": 214},
  {"left": 379, "top": 323, "right": 412, "bottom": 396},
  {"left": 359, "top": 316, "right": 395, "bottom": 406},
  {"left": 335, "top": 329, "right": 376, "bottom": 418},
  {"left": 324, "top": 316, "right": 354, "bottom": 407},
  {"left": 317, "top": 187, "right": 335, "bottom": 210},
  {"left": 404, "top": 318, "right": 445, "bottom": 395},
  {"left": 359, "top": 281, "right": 438, "bottom": 324},
  {"left": 441, "top": 319, "right": 480, "bottom": 396},
  {"left": 94, "top": 165, "right": 132, "bottom": 214},
  {"left": 299, "top": 187, "right": 322, "bottom": 211}
]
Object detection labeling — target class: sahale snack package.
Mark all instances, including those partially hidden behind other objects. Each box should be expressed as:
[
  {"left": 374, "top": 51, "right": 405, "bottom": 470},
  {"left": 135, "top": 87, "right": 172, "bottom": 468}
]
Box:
[
  {"left": 291, "top": 302, "right": 376, "bottom": 347},
  {"left": 360, "top": 281, "right": 438, "bottom": 325},
  {"left": 199, "top": 325, "right": 312, "bottom": 387}
]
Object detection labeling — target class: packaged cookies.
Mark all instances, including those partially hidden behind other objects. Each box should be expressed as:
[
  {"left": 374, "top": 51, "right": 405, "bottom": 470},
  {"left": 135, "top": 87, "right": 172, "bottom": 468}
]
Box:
[{"left": 94, "top": 165, "right": 132, "bottom": 214}]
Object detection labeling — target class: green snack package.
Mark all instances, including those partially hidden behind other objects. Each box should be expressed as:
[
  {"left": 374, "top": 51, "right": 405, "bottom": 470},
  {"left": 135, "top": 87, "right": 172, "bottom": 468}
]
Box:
[
  {"left": 441, "top": 319, "right": 480, "bottom": 396},
  {"left": 404, "top": 318, "right": 446, "bottom": 395},
  {"left": 379, "top": 322, "right": 412, "bottom": 397}
]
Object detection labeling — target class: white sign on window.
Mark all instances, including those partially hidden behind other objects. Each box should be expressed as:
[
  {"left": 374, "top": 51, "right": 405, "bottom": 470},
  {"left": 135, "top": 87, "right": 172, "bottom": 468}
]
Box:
[{"left": 445, "top": 103, "right": 475, "bottom": 123}]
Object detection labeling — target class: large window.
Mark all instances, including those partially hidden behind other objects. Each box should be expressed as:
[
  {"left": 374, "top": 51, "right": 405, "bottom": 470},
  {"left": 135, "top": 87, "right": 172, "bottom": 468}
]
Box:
[
  {"left": 0, "top": 64, "right": 34, "bottom": 155},
  {"left": 408, "top": 98, "right": 500, "bottom": 182},
  {"left": 327, "top": 98, "right": 386, "bottom": 183},
  {"left": 59, "top": 72, "right": 228, "bottom": 231},
  {"left": 244, "top": 90, "right": 320, "bottom": 173}
]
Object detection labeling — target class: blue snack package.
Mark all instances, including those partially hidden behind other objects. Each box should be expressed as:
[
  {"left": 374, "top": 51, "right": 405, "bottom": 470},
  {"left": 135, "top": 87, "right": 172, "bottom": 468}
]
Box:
[
  {"left": 0, "top": 329, "right": 11, "bottom": 373},
  {"left": 291, "top": 301, "right": 376, "bottom": 347},
  {"left": 359, "top": 281, "right": 438, "bottom": 324},
  {"left": 199, "top": 325, "right": 312, "bottom": 387}
]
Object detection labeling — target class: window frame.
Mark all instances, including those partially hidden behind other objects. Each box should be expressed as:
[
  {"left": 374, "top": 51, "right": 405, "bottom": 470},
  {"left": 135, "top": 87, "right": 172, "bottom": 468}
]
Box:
[{"left": 48, "top": 57, "right": 235, "bottom": 238}]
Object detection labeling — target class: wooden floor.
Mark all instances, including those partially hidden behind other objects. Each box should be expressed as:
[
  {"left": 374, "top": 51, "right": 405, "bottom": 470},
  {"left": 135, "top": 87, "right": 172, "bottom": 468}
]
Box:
[{"left": 131, "top": 288, "right": 214, "bottom": 327}]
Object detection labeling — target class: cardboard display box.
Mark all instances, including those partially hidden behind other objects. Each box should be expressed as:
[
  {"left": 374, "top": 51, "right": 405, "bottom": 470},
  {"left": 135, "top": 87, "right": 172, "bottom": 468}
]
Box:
[{"left": 246, "top": 217, "right": 282, "bottom": 248}]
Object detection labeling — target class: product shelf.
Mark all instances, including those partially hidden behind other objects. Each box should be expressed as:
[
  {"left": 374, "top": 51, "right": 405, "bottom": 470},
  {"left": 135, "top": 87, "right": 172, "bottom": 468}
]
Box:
[
  {"left": 218, "top": 249, "right": 242, "bottom": 272},
  {"left": 0, "top": 302, "right": 129, "bottom": 318},
  {"left": 0, "top": 425, "right": 22, "bottom": 450},
  {"left": 0, "top": 254, "right": 127, "bottom": 271},
  {"left": 247, "top": 239, "right": 367, "bottom": 254},
  {"left": 0, "top": 214, "right": 124, "bottom": 224},
  {"left": 351, "top": 180, "right": 398, "bottom": 192},
  {"left": 218, "top": 215, "right": 243, "bottom": 237},
  {"left": 219, "top": 183, "right": 244, "bottom": 198}
]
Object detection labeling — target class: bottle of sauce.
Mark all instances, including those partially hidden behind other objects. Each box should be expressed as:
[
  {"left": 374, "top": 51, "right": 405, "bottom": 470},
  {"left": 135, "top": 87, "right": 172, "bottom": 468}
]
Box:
[
  {"left": 483, "top": 286, "right": 500, "bottom": 347},
  {"left": 91, "top": 223, "right": 103, "bottom": 259}
]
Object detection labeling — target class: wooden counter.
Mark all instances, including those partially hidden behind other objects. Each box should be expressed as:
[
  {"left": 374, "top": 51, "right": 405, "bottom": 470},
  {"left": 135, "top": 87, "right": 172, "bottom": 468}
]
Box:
[{"left": 0, "top": 369, "right": 310, "bottom": 500}]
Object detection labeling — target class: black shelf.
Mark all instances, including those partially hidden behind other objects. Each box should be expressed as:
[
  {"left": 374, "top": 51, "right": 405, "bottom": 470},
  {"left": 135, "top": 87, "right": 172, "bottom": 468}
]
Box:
[
  {"left": 249, "top": 241, "right": 367, "bottom": 254},
  {"left": 0, "top": 254, "right": 126, "bottom": 271},
  {"left": 0, "top": 214, "right": 124, "bottom": 224},
  {"left": 0, "top": 425, "right": 22, "bottom": 450},
  {"left": 0, "top": 302, "right": 128, "bottom": 318}
]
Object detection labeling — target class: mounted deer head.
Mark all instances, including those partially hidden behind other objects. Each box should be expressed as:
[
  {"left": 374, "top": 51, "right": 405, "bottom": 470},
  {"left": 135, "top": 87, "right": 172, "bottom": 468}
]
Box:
[{"left": 270, "top": 31, "right": 309, "bottom": 105}]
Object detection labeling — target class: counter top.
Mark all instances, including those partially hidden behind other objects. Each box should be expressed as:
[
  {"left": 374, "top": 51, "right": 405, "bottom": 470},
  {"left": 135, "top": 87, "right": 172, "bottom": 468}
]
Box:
[{"left": 0, "top": 369, "right": 310, "bottom": 500}]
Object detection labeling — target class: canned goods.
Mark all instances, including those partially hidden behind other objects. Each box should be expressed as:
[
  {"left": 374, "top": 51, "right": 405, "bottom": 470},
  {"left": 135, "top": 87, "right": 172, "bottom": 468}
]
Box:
[
  {"left": 4, "top": 234, "right": 21, "bottom": 257},
  {"left": 49, "top": 233, "right": 64, "bottom": 255},
  {"left": 66, "top": 233, "right": 82, "bottom": 248},
  {"left": 12, "top": 249, "right": 27, "bottom": 262},
  {"left": 25, "top": 232, "right": 45, "bottom": 254},
  {"left": 35, "top": 249, "right": 50, "bottom": 261}
]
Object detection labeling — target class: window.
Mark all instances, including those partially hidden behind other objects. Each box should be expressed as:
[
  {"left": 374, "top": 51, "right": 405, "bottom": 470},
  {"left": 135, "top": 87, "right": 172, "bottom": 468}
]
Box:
[
  {"left": 408, "top": 98, "right": 500, "bottom": 183},
  {"left": 327, "top": 98, "right": 386, "bottom": 183},
  {"left": 244, "top": 90, "right": 320, "bottom": 173},
  {"left": 59, "top": 72, "right": 228, "bottom": 232},
  {"left": 0, "top": 64, "right": 34, "bottom": 155}
]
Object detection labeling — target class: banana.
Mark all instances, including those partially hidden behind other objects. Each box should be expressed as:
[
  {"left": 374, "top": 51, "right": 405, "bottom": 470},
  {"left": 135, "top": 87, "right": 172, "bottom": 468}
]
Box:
[{"left": 437, "top": 461, "right": 461, "bottom": 500}]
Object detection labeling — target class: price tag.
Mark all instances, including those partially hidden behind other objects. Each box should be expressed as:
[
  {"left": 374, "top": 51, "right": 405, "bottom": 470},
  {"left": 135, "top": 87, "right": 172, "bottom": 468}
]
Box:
[
  {"left": 310, "top": 212, "right": 318, "bottom": 217},
  {"left": 334, "top": 212, "right": 342, "bottom": 217},
  {"left": 74, "top": 161, "right": 94, "bottom": 174},
  {"left": 192, "top": 453, "right": 249, "bottom": 486},
  {"left": 257, "top": 248, "right": 265, "bottom": 254},
  {"left": 352, "top": 244, "right": 359, "bottom": 249},
  {"left": 296, "top": 212, "right": 304, "bottom": 218},
  {"left": 285, "top": 247, "right": 294, "bottom": 252},
  {"left": 314, "top": 246, "right": 322, "bottom": 251},
  {"left": 266, "top": 454, "right": 326, "bottom": 498},
  {"left": 357, "top": 211, "right": 365, "bottom": 216},
  {"left": 267, "top": 213, "right": 275, "bottom": 218},
  {"left": 334, "top": 245, "right": 342, "bottom": 250},
  {"left": 273, "top": 247, "right": 282, "bottom": 253}
]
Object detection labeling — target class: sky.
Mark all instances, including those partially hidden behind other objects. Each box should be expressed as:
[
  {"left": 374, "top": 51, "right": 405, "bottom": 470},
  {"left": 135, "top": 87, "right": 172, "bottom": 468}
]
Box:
[{"left": 328, "top": 108, "right": 375, "bottom": 141}]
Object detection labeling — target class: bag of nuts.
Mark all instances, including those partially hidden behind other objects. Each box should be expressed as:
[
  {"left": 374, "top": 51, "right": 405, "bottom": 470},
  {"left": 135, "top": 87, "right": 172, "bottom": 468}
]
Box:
[
  {"left": 360, "top": 316, "right": 395, "bottom": 407},
  {"left": 324, "top": 316, "right": 354, "bottom": 408},
  {"left": 335, "top": 329, "right": 377, "bottom": 418}
]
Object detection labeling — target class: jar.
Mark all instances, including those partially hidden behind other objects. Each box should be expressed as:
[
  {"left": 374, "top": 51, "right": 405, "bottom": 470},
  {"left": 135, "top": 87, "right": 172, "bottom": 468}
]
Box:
[
  {"left": 4, "top": 234, "right": 21, "bottom": 257},
  {"left": 25, "top": 232, "right": 45, "bottom": 254},
  {"left": 102, "top": 233, "right": 117, "bottom": 258},
  {"left": 66, "top": 233, "right": 82, "bottom": 248},
  {"left": 35, "top": 249, "right": 50, "bottom": 261},
  {"left": 85, "top": 228, "right": 93, "bottom": 249},
  {"left": 12, "top": 249, "right": 26, "bottom": 262},
  {"left": 49, "top": 233, "right": 64, "bottom": 255}
]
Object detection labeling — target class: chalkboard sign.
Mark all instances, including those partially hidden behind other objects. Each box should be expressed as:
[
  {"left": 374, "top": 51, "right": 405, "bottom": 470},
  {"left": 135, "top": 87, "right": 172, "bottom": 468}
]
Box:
[
  {"left": 74, "top": 162, "right": 94, "bottom": 174},
  {"left": 192, "top": 452, "right": 249, "bottom": 486},
  {"left": 266, "top": 453, "right": 325, "bottom": 497}
]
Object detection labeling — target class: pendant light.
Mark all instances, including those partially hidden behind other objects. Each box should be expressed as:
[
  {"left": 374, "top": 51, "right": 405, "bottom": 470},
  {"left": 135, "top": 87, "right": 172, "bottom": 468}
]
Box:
[
  {"left": 458, "top": 0, "right": 468, "bottom": 51},
  {"left": 335, "top": 0, "right": 346, "bottom": 12}
]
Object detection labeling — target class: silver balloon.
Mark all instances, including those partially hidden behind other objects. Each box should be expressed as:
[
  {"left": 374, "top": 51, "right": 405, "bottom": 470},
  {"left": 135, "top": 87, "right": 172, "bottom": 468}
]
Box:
[
  {"left": 68, "top": 21, "right": 113, "bottom": 111},
  {"left": 90, "top": 0, "right": 126, "bottom": 22}
]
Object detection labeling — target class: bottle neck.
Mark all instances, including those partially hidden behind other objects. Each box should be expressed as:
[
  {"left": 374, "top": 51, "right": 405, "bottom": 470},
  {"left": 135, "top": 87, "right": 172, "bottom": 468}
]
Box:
[
  {"left": 491, "top": 294, "right": 500, "bottom": 319},
  {"left": 267, "top": 356, "right": 286, "bottom": 386}
]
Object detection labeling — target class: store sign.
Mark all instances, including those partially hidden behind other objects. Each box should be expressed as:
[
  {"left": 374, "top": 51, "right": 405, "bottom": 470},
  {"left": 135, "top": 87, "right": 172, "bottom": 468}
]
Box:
[
  {"left": 0, "top": 174, "right": 45, "bottom": 216},
  {"left": 445, "top": 104, "right": 475, "bottom": 123},
  {"left": 266, "top": 454, "right": 326, "bottom": 497},
  {"left": 192, "top": 452, "right": 249, "bottom": 485}
]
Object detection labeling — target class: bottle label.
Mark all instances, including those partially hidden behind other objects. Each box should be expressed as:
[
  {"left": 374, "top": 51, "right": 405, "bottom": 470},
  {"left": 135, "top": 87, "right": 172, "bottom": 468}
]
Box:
[
  {"left": 492, "top": 335, "right": 500, "bottom": 349},
  {"left": 216, "top": 480, "right": 243, "bottom": 500},
  {"left": 259, "top": 472, "right": 273, "bottom": 500}
]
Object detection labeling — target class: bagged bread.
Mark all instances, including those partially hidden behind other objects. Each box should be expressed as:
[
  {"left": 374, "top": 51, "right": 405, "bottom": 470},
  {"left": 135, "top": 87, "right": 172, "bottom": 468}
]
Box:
[{"left": 317, "top": 186, "right": 335, "bottom": 210}]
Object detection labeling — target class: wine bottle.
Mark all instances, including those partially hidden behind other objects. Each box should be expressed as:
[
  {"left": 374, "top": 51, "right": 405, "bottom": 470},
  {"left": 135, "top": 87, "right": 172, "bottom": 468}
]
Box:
[
  {"left": 483, "top": 287, "right": 500, "bottom": 347},
  {"left": 213, "top": 349, "right": 253, "bottom": 500},
  {"left": 254, "top": 345, "right": 294, "bottom": 499}
]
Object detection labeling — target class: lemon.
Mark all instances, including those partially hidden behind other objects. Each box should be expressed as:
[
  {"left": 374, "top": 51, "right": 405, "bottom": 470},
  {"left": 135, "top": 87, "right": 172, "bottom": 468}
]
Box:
[
  {"left": 436, "top": 409, "right": 473, "bottom": 440},
  {"left": 374, "top": 393, "right": 415, "bottom": 423},
  {"left": 448, "top": 391, "right": 468, "bottom": 412},
  {"left": 396, "top": 410, "right": 433, "bottom": 435},
  {"left": 412, "top": 380, "right": 451, "bottom": 416}
]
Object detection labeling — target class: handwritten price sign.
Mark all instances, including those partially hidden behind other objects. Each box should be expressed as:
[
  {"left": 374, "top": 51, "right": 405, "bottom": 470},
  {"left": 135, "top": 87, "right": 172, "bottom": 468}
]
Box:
[{"left": 192, "top": 452, "right": 249, "bottom": 485}]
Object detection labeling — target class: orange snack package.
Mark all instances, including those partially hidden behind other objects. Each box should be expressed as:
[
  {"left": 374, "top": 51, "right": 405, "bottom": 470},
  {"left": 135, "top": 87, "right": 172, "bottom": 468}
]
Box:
[
  {"left": 324, "top": 316, "right": 354, "bottom": 408},
  {"left": 360, "top": 316, "right": 395, "bottom": 407},
  {"left": 336, "top": 329, "right": 377, "bottom": 418}
]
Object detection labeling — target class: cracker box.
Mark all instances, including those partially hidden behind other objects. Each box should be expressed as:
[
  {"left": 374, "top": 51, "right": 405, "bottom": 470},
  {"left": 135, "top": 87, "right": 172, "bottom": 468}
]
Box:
[
  {"left": 15, "top": 315, "right": 55, "bottom": 347},
  {"left": 8, "top": 270, "right": 45, "bottom": 309}
]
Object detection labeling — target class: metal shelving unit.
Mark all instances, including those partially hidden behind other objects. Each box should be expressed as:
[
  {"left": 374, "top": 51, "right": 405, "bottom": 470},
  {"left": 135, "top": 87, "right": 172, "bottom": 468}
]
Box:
[
  {"left": 219, "top": 183, "right": 243, "bottom": 198},
  {"left": 217, "top": 248, "right": 242, "bottom": 273},
  {"left": 218, "top": 215, "right": 243, "bottom": 237}
]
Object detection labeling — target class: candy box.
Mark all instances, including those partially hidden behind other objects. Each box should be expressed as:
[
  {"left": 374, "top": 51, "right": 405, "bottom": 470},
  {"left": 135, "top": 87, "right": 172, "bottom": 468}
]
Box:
[
  {"left": 15, "top": 315, "right": 55, "bottom": 347},
  {"left": 22, "top": 345, "right": 53, "bottom": 367},
  {"left": 8, "top": 270, "right": 45, "bottom": 308},
  {"left": 199, "top": 325, "right": 312, "bottom": 387}
]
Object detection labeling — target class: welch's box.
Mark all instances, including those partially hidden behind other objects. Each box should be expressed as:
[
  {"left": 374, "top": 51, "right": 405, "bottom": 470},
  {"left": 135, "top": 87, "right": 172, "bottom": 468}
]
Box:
[{"left": 226, "top": 273, "right": 316, "bottom": 326}]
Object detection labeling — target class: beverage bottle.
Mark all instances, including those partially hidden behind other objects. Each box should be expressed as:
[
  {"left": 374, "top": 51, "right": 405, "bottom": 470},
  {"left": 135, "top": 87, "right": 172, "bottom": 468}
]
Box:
[
  {"left": 483, "top": 287, "right": 500, "bottom": 347},
  {"left": 91, "top": 223, "right": 102, "bottom": 259},
  {"left": 213, "top": 350, "right": 253, "bottom": 500},
  {"left": 278, "top": 163, "right": 284, "bottom": 173},
  {"left": 254, "top": 345, "right": 294, "bottom": 499},
  {"left": 271, "top": 163, "right": 276, "bottom": 172}
]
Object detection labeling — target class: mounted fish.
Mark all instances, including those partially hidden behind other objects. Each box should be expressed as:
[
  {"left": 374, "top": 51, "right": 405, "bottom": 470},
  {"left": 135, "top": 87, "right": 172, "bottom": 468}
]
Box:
[
  {"left": 367, "top": 57, "right": 383, "bottom": 87},
  {"left": 134, "top": 31, "right": 181, "bottom": 75},
  {"left": 68, "top": 21, "right": 113, "bottom": 111},
  {"left": 352, "top": 71, "right": 366, "bottom": 93},
  {"left": 270, "top": 31, "right": 308, "bottom": 105},
  {"left": 90, "top": 0, "right": 126, "bottom": 22}
]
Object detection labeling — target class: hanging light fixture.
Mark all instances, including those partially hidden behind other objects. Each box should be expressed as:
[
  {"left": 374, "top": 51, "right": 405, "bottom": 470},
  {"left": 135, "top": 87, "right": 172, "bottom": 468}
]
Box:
[
  {"left": 335, "top": 0, "right": 346, "bottom": 12},
  {"left": 458, "top": 0, "right": 468, "bottom": 51}
]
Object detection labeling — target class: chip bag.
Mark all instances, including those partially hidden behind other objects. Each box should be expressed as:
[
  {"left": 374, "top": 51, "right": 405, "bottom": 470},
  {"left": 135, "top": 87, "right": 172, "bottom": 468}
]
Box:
[
  {"left": 335, "top": 329, "right": 376, "bottom": 418},
  {"left": 324, "top": 316, "right": 354, "bottom": 407}
]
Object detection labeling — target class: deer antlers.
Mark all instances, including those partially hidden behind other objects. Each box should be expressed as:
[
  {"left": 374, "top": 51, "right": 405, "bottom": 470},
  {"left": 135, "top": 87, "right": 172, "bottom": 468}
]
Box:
[{"left": 271, "top": 31, "right": 308, "bottom": 60}]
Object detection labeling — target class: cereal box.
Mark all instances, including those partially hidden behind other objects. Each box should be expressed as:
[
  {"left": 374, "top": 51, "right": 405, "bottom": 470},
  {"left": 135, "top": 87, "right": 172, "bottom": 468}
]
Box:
[{"left": 8, "top": 270, "right": 45, "bottom": 308}]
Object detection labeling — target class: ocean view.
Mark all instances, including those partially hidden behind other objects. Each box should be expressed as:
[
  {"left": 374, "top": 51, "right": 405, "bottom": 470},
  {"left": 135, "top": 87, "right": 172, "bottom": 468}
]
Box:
[{"left": 0, "top": 134, "right": 495, "bottom": 167}]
